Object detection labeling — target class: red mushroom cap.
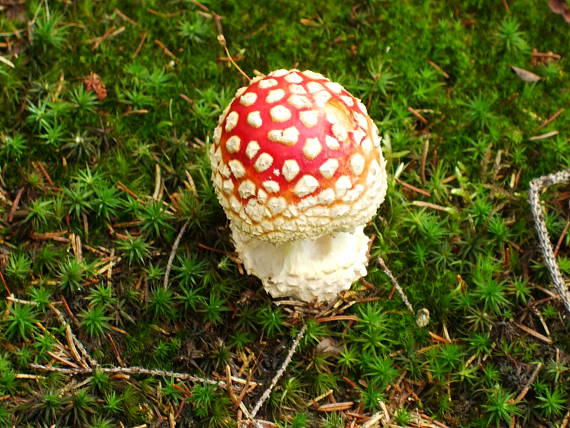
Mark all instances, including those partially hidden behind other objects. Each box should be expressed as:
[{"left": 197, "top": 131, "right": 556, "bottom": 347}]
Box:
[{"left": 210, "top": 69, "right": 387, "bottom": 243}]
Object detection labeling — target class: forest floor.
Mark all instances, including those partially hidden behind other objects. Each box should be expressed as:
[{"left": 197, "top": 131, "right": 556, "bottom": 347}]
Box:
[{"left": 1, "top": 1, "right": 570, "bottom": 427}]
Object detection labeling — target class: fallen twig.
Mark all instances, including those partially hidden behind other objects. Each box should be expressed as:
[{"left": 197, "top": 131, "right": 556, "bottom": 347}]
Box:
[
  {"left": 529, "top": 169, "right": 570, "bottom": 314},
  {"left": 30, "top": 364, "right": 249, "bottom": 388},
  {"left": 249, "top": 323, "right": 307, "bottom": 420},
  {"left": 163, "top": 219, "right": 190, "bottom": 289},
  {"left": 377, "top": 257, "right": 414, "bottom": 313},
  {"left": 514, "top": 362, "right": 542, "bottom": 402}
]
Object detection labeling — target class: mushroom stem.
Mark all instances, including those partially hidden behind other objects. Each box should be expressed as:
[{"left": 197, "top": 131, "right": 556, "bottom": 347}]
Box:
[{"left": 231, "top": 225, "right": 370, "bottom": 302}]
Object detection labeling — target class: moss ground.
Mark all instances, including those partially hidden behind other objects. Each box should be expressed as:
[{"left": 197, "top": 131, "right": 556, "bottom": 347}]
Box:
[{"left": 1, "top": 1, "right": 570, "bottom": 426}]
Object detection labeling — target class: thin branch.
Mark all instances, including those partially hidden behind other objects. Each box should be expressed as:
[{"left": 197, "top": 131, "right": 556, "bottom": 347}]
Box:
[
  {"left": 163, "top": 219, "right": 190, "bottom": 289},
  {"left": 249, "top": 323, "right": 307, "bottom": 420},
  {"left": 528, "top": 169, "right": 570, "bottom": 314},
  {"left": 377, "top": 257, "right": 414, "bottom": 313},
  {"left": 48, "top": 303, "right": 98, "bottom": 367},
  {"left": 30, "top": 364, "right": 251, "bottom": 388}
]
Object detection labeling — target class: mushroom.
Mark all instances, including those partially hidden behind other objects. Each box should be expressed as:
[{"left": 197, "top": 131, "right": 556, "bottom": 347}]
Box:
[{"left": 210, "top": 69, "right": 387, "bottom": 302}]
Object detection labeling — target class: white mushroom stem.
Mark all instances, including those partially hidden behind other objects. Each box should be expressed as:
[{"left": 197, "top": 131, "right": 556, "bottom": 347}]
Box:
[{"left": 231, "top": 224, "right": 370, "bottom": 302}]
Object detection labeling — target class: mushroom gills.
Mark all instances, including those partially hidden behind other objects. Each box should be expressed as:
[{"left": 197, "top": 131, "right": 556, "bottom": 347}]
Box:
[{"left": 231, "top": 224, "right": 369, "bottom": 302}]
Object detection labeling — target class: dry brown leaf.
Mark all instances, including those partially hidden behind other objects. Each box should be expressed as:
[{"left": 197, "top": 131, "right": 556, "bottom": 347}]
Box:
[
  {"left": 511, "top": 65, "right": 542, "bottom": 83},
  {"left": 315, "top": 338, "right": 342, "bottom": 355},
  {"left": 83, "top": 72, "right": 107, "bottom": 101}
]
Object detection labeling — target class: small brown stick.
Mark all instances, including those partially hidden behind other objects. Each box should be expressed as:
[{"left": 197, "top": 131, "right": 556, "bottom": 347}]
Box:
[
  {"left": 528, "top": 131, "right": 559, "bottom": 141},
  {"left": 307, "top": 389, "right": 334, "bottom": 407},
  {"left": 0, "top": 55, "right": 15, "bottom": 68},
  {"left": 514, "top": 363, "right": 542, "bottom": 402},
  {"left": 89, "top": 26, "right": 125, "bottom": 50},
  {"left": 420, "top": 138, "right": 429, "bottom": 184},
  {"left": 316, "top": 315, "right": 359, "bottom": 323},
  {"left": 217, "top": 34, "right": 250, "bottom": 81},
  {"left": 538, "top": 108, "right": 565, "bottom": 130},
  {"left": 501, "top": 0, "right": 510, "bottom": 12},
  {"left": 0, "top": 271, "right": 11, "bottom": 295},
  {"left": 163, "top": 219, "right": 190, "bottom": 289},
  {"left": 7, "top": 187, "right": 24, "bottom": 222},
  {"left": 152, "top": 164, "right": 161, "bottom": 200},
  {"left": 65, "top": 326, "right": 87, "bottom": 368},
  {"left": 114, "top": 8, "right": 137, "bottom": 25},
  {"left": 377, "top": 257, "right": 414, "bottom": 313},
  {"left": 133, "top": 31, "right": 147, "bottom": 56},
  {"left": 191, "top": 0, "right": 211, "bottom": 12},
  {"left": 46, "top": 351, "right": 80, "bottom": 368},
  {"left": 412, "top": 200, "right": 450, "bottom": 212},
  {"left": 154, "top": 39, "right": 177, "bottom": 59},
  {"left": 553, "top": 219, "right": 570, "bottom": 258},
  {"left": 124, "top": 108, "right": 149, "bottom": 115},
  {"left": 529, "top": 169, "right": 570, "bottom": 314},
  {"left": 531, "top": 51, "right": 561, "bottom": 59},
  {"left": 49, "top": 303, "right": 98, "bottom": 367},
  {"left": 396, "top": 177, "right": 431, "bottom": 197},
  {"left": 249, "top": 324, "right": 307, "bottom": 420},
  {"left": 225, "top": 365, "right": 240, "bottom": 407},
  {"left": 6, "top": 295, "right": 36, "bottom": 305},
  {"left": 30, "top": 364, "right": 248, "bottom": 388},
  {"left": 361, "top": 412, "right": 384, "bottom": 428},
  {"left": 513, "top": 322, "right": 553, "bottom": 344},
  {"left": 106, "top": 333, "right": 126, "bottom": 367},
  {"left": 407, "top": 107, "right": 428, "bottom": 124},
  {"left": 427, "top": 60, "right": 449, "bottom": 78},
  {"left": 316, "top": 402, "right": 353, "bottom": 412},
  {"left": 117, "top": 181, "right": 139, "bottom": 200},
  {"left": 147, "top": 8, "right": 180, "bottom": 18},
  {"left": 34, "top": 161, "right": 55, "bottom": 186}
]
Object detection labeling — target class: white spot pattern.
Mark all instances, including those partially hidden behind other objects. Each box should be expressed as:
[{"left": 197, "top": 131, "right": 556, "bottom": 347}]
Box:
[
  {"left": 266, "top": 89, "right": 285, "bottom": 103},
  {"left": 258, "top": 78, "right": 278, "bottom": 89},
  {"left": 225, "top": 111, "right": 239, "bottom": 132},
  {"left": 293, "top": 175, "right": 320, "bottom": 197},
  {"left": 307, "top": 81, "right": 325, "bottom": 93},
  {"left": 270, "top": 105, "right": 291, "bottom": 122},
  {"left": 213, "top": 126, "right": 222, "bottom": 143},
  {"left": 289, "top": 84, "right": 307, "bottom": 95},
  {"left": 229, "top": 160, "right": 246, "bottom": 178},
  {"left": 238, "top": 180, "right": 256, "bottom": 199},
  {"left": 247, "top": 111, "right": 263, "bottom": 128},
  {"left": 222, "top": 179, "right": 234, "bottom": 194},
  {"left": 350, "top": 154, "right": 365, "bottom": 176},
  {"left": 302, "top": 137, "right": 322, "bottom": 160},
  {"left": 325, "top": 82, "right": 343, "bottom": 93},
  {"left": 254, "top": 153, "right": 273, "bottom": 172},
  {"left": 299, "top": 110, "right": 318, "bottom": 128},
  {"left": 240, "top": 92, "right": 257, "bottom": 107},
  {"left": 341, "top": 95, "right": 354, "bottom": 106},
  {"left": 225, "top": 135, "right": 241, "bottom": 153},
  {"left": 319, "top": 158, "right": 339, "bottom": 179},
  {"left": 325, "top": 135, "right": 340, "bottom": 150},
  {"left": 262, "top": 180, "right": 280, "bottom": 193},
  {"left": 268, "top": 127, "right": 299, "bottom": 146},
  {"left": 284, "top": 73, "right": 303, "bottom": 83},
  {"left": 267, "top": 197, "right": 287, "bottom": 215},
  {"left": 282, "top": 159, "right": 300, "bottom": 181},
  {"left": 302, "top": 70, "right": 324, "bottom": 80},
  {"left": 245, "top": 141, "right": 260, "bottom": 159},
  {"left": 287, "top": 95, "right": 312, "bottom": 109}
]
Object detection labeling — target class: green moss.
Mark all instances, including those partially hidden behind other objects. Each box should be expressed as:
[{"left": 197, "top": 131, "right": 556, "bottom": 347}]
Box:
[{"left": 1, "top": 0, "right": 569, "bottom": 425}]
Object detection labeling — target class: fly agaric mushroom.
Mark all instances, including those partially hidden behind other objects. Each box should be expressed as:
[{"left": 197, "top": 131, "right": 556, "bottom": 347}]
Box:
[{"left": 210, "top": 69, "right": 387, "bottom": 302}]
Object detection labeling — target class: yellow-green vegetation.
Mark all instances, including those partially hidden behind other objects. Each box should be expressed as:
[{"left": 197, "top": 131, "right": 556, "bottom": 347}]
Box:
[{"left": 1, "top": 1, "right": 570, "bottom": 427}]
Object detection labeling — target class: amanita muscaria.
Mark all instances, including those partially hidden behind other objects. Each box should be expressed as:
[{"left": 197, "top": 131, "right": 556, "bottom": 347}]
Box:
[{"left": 210, "top": 69, "right": 387, "bottom": 302}]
